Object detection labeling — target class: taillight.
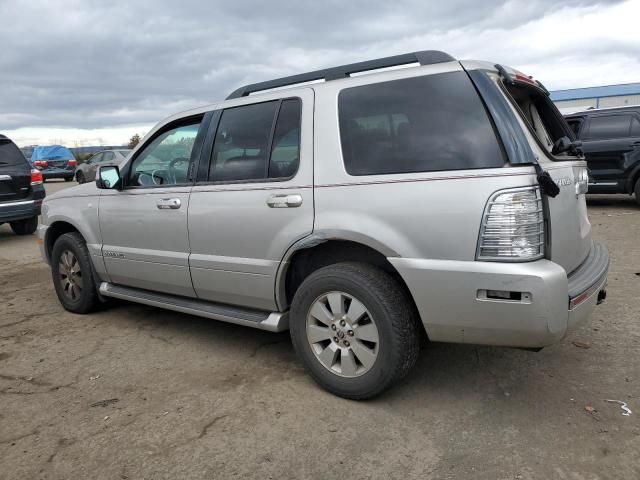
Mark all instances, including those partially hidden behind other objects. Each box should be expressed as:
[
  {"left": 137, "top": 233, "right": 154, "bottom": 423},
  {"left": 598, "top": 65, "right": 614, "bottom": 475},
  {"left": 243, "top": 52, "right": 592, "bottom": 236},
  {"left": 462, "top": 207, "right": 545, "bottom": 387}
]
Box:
[
  {"left": 68, "top": 159, "right": 77, "bottom": 166},
  {"left": 34, "top": 160, "right": 48, "bottom": 169},
  {"left": 576, "top": 168, "right": 589, "bottom": 195},
  {"left": 31, "top": 168, "right": 43, "bottom": 185},
  {"left": 477, "top": 187, "right": 544, "bottom": 261}
]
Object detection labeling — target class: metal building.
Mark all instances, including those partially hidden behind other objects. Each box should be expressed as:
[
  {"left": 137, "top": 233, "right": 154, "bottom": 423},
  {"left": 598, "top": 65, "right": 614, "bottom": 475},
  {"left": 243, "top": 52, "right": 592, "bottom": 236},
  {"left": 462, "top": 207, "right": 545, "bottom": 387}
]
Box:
[{"left": 550, "top": 82, "right": 640, "bottom": 114}]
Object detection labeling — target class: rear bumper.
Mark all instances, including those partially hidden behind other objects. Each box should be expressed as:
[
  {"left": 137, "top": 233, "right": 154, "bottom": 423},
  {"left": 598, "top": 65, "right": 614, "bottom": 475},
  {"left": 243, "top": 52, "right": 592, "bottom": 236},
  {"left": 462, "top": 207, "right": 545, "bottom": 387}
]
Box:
[
  {"left": 0, "top": 186, "right": 44, "bottom": 223},
  {"left": 42, "top": 167, "right": 74, "bottom": 179},
  {"left": 390, "top": 240, "right": 609, "bottom": 348}
]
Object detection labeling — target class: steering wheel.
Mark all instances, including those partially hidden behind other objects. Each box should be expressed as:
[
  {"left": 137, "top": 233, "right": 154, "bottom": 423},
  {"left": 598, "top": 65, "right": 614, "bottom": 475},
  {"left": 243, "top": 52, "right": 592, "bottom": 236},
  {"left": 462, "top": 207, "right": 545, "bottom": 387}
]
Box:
[{"left": 168, "top": 157, "right": 190, "bottom": 184}]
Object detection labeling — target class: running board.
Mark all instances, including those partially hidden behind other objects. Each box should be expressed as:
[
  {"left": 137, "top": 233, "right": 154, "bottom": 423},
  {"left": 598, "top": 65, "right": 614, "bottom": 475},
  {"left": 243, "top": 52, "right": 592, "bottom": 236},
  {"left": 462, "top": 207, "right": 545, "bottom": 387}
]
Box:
[{"left": 99, "top": 282, "right": 289, "bottom": 332}]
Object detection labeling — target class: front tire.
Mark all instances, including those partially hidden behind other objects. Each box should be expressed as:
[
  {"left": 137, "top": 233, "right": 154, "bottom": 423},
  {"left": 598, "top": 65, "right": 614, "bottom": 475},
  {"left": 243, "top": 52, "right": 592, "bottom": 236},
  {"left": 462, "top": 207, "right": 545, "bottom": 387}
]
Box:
[
  {"left": 290, "top": 262, "right": 421, "bottom": 399},
  {"left": 51, "top": 232, "right": 100, "bottom": 313},
  {"left": 65, "top": 176, "right": 73, "bottom": 182},
  {"left": 76, "top": 172, "right": 85, "bottom": 184},
  {"left": 10, "top": 216, "right": 38, "bottom": 235}
]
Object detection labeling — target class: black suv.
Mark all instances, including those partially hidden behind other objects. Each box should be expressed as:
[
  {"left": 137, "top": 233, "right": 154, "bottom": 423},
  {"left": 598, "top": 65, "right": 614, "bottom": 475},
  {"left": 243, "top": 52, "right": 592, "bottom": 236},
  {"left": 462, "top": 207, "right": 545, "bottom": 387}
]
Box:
[
  {"left": 565, "top": 106, "right": 640, "bottom": 204},
  {"left": 0, "top": 134, "right": 45, "bottom": 235}
]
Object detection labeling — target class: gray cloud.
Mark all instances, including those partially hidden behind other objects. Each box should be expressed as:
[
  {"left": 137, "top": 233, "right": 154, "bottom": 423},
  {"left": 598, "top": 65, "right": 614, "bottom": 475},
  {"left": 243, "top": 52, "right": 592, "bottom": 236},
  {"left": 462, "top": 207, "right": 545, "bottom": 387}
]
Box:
[{"left": 0, "top": 0, "right": 629, "bottom": 130}]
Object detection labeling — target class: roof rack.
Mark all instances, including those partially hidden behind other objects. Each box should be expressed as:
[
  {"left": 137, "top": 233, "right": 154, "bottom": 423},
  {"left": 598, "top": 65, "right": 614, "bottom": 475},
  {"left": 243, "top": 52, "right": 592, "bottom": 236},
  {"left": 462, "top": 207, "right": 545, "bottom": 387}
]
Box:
[{"left": 226, "top": 50, "right": 456, "bottom": 99}]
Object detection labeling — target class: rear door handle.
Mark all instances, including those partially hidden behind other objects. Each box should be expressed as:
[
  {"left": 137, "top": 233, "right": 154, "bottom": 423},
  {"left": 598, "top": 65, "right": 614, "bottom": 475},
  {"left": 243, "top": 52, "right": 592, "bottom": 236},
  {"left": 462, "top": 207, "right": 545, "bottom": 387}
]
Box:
[
  {"left": 156, "top": 198, "right": 181, "bottom": 209},
  {"left": 631, "top": 141, "right": 640, "bottom": 147},
  {"left": 266, "top": 194, "right": 303, "bottom": 208}
]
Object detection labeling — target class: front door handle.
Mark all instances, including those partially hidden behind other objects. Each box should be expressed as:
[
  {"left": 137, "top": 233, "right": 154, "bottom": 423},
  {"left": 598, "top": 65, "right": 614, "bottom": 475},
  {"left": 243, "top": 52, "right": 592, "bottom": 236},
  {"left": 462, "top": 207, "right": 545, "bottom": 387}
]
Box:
[
  {"left": 266, "top": 194, "right": 303, "bottom": 208},
  {"left": 156, "top": 198, "right": 181, "bottom": 209}
]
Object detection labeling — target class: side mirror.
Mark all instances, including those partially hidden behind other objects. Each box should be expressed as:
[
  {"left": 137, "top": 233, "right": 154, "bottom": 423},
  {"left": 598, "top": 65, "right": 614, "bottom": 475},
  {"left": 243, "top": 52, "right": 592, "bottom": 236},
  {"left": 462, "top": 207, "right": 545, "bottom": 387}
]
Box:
[{"left": 96, "top": 165, "right": 121, "bottom": 189}]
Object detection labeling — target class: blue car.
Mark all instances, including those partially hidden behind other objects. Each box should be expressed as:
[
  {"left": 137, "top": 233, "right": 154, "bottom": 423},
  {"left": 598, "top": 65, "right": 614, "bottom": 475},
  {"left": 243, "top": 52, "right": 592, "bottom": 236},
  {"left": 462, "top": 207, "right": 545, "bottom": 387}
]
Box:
[{"left": 31, "top": 145, "right": 77, "bottom": 182}]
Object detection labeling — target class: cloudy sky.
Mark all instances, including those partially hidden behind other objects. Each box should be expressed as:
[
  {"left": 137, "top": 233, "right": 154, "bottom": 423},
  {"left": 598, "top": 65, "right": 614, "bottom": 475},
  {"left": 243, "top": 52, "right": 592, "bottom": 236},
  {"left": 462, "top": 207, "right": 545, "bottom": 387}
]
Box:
[{"left": 1, "top": 0, "right": 638, "bottom": 146}]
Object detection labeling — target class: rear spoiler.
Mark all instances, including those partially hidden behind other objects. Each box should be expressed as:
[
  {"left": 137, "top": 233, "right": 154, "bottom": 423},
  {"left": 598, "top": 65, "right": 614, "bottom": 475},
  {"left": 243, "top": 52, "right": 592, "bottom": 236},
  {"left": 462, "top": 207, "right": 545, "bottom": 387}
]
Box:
[{"left": 495, "top": 64, "right": 550, "bottom": 96}]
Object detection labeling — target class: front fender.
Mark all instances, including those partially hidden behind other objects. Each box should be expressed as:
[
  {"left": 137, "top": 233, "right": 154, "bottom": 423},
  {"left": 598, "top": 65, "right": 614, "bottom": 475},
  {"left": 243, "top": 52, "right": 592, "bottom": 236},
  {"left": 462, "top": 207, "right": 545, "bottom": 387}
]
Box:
[{"left": 41, "top": 194, "right": 108, "bottom": 281}]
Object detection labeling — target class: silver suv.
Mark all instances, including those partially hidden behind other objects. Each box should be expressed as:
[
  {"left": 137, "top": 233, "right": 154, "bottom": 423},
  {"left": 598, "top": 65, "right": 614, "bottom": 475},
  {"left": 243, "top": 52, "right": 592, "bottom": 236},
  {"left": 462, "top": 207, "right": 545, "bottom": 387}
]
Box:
[{"left": 39, "top": 51, "right": 609, "bottom": 399}]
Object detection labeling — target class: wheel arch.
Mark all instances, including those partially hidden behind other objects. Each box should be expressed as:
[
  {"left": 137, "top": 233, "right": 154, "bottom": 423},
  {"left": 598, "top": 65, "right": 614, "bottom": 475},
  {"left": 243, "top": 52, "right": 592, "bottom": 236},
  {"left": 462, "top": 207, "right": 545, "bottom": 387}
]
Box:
[
  {"left": 625, "top": 160, "right": 640, "bottom": 194},
  {"left": 44, "top": 220, "right": 81, "bottom": 263},
  {"left": 276, "top": 235, "right": 426, "bottom": 337}
]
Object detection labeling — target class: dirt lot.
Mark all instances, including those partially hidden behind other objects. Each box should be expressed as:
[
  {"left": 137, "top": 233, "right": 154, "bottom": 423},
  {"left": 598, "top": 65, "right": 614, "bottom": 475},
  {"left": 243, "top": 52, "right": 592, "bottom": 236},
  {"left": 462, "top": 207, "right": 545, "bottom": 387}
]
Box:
[{"left": 1, "top": 181, "right": 639, "bottom": 480}]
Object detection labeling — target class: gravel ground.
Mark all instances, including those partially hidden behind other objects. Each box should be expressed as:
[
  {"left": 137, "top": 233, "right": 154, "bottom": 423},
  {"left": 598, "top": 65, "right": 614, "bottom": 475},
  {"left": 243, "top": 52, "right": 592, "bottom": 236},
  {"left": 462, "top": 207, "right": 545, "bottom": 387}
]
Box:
[{"left": 1, "top": 181, "right": 639, "bottom": 480}]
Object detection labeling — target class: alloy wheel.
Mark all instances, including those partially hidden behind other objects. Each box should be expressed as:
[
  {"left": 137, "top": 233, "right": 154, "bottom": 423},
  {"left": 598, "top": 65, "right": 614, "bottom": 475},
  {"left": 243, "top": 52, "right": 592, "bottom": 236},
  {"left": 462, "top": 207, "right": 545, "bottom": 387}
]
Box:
[
  {"left": 58, "top": 250, "right": 83, "bottom": 301},
  {"left": 306, "top": 291, "right": 380, "bottom": 378}
]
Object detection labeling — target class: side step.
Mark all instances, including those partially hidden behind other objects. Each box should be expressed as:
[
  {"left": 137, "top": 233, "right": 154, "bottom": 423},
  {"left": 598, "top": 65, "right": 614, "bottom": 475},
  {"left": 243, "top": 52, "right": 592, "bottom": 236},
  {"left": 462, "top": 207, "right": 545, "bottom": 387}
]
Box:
[{"left": 99, "top": 282, "right": 289, "bottom": 332}]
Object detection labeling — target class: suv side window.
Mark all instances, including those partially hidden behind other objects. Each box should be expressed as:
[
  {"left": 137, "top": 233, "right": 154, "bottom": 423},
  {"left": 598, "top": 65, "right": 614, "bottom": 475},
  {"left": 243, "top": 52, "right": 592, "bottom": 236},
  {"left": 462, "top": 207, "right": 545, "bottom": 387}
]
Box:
[
  {"left": 585, "top": 115, "right": 632, "bottom": 140},
  {"left": 208, "top": 101, "right": 275, "bottom": 182},
  {"left": 338, "top": 71, "right": 505, "bottom": 176},
  {"left": 102, "top": 151, "right": 115, "bottom": 163},
  {"left": 566, "top": 119, "right": 583, "bottom": 138},
  {"left": 208, "top": 99, "right": 301, "bottom": 182},
  {"left": 88, "top": 153, "right": 103, "bottom": 165},
  {"left": 268, "top": 99, "right": 302, "bottom": 178},
  {"left": 129, "top": 119, "right": 202, "bottom": 187}
]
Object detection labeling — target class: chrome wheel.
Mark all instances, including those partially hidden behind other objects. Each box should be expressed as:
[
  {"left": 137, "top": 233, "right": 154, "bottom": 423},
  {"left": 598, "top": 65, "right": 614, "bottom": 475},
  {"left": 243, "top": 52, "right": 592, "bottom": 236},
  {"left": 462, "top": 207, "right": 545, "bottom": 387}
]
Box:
[
  {"left": 58, "top": 250, "right": 83, "bottom": 301},
  {"left": 306, "top": 291, "right": 380, "bottom": 378}
]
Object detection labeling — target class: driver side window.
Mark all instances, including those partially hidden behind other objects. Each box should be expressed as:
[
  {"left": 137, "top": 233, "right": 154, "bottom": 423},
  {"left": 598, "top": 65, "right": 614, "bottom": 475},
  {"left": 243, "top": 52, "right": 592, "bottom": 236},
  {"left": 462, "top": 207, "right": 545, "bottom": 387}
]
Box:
[{"left": 129, "top": 119, "right": 202, "bottom": 187}]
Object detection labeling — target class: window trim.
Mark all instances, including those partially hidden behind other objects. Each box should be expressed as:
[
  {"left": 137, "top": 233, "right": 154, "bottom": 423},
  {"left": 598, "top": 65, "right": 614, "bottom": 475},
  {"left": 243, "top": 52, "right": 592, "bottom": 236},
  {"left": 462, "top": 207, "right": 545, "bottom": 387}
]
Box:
[
  {"left": 122, "top": 113, "right": 209, "bottom": 190},
  {"left": 583, "top": 113, "right": 633, "bottom": 141},
  {"left": 196, "top": 96, "right": 302, "bottom": 186}
]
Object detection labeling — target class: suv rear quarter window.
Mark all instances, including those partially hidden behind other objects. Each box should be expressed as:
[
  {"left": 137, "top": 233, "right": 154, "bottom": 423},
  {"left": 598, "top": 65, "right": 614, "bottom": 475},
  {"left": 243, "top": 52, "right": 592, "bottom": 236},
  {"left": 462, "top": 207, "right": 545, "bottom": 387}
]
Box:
[{"left": 338, "top": 71, "right": 505, "bottom": 176}]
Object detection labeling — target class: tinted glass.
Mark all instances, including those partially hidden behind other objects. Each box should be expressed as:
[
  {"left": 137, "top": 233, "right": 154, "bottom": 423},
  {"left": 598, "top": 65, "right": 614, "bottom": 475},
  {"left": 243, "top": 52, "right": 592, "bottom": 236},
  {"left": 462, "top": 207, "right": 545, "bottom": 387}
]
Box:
[
  {"left": 209, "top": 101, "right": 278, "bottom": 182},
  {"left": 587, "top": 115, "right": 631, "bottom": 140},
  {"left": 130, "top": 120, "right": 201, "bottom": 186},
  {"left": 0, "top": 139, "right": 29, "bottom": 168},
  {"left": 268, "top": 99, "right": 302, "bottom": 178},
  {"left": 338, "top": 72, "right": 505, "bottom": 175},
  {"left": 631, "top": 116, "right": 640, "bottom": 136},
  {"left": 88, "top": 153, "right": 103, "bottom": 164},
  {"left": 567, "top": 119, "right": 582, "bottom": 138}
]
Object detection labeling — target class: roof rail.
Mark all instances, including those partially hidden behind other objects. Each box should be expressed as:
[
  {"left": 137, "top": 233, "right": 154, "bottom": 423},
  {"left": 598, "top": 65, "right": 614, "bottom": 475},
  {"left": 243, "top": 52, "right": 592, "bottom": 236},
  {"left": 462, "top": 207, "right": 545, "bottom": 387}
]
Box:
[{"left": 226, "top": 50, "right": 456, "bottom": 99}]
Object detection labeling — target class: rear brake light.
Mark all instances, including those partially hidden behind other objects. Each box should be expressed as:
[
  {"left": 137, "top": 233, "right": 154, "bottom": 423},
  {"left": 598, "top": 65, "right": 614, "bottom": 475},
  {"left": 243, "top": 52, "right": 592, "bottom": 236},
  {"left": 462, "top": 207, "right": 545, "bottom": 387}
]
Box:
[
  {"left": 514, "top": 73, "right": 535, "bottom": 85},
  {"left": 68, "top": 159, "right": 77, "bottom": 166},
  {"left": 34, "top": 160, "right": 48, "bottom": 169},
  {"left": 477, "top": 187, "right": 544, "bottom": 261},
  {"left": 30, "top": 169, "right": 43, "bottom": 185}
]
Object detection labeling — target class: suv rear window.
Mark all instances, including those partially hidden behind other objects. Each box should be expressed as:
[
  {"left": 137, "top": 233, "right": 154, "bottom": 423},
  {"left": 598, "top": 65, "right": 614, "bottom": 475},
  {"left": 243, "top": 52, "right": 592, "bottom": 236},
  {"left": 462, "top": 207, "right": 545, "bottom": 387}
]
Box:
[
  {"left": 338, "top": 71, "right": 505, "bottom": 176},
  {"left": 0, "top": 138, "right": 28, "bottom": 168}
]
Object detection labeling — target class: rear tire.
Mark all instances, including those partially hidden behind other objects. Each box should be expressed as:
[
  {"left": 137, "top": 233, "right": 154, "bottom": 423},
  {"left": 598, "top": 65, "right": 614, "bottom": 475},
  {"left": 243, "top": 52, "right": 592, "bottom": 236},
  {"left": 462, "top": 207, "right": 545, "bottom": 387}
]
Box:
[
  {"left": 10, "top": 217, "right": 38, "bottom": 235},
  {"left": 289, "top": 262, "right": 421, "bottom": 399},
  {"left": 65, "top": 176, "right": 73, "bottom": 182},
  {"left": 76, "top": 172, "right": 85, "bottom": 184},
  {"left": 634, "top": 177, "right": 640, "bottom": 206},
  {"left": 51, "top": 232, "right": 100, "bottom": 313}
]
